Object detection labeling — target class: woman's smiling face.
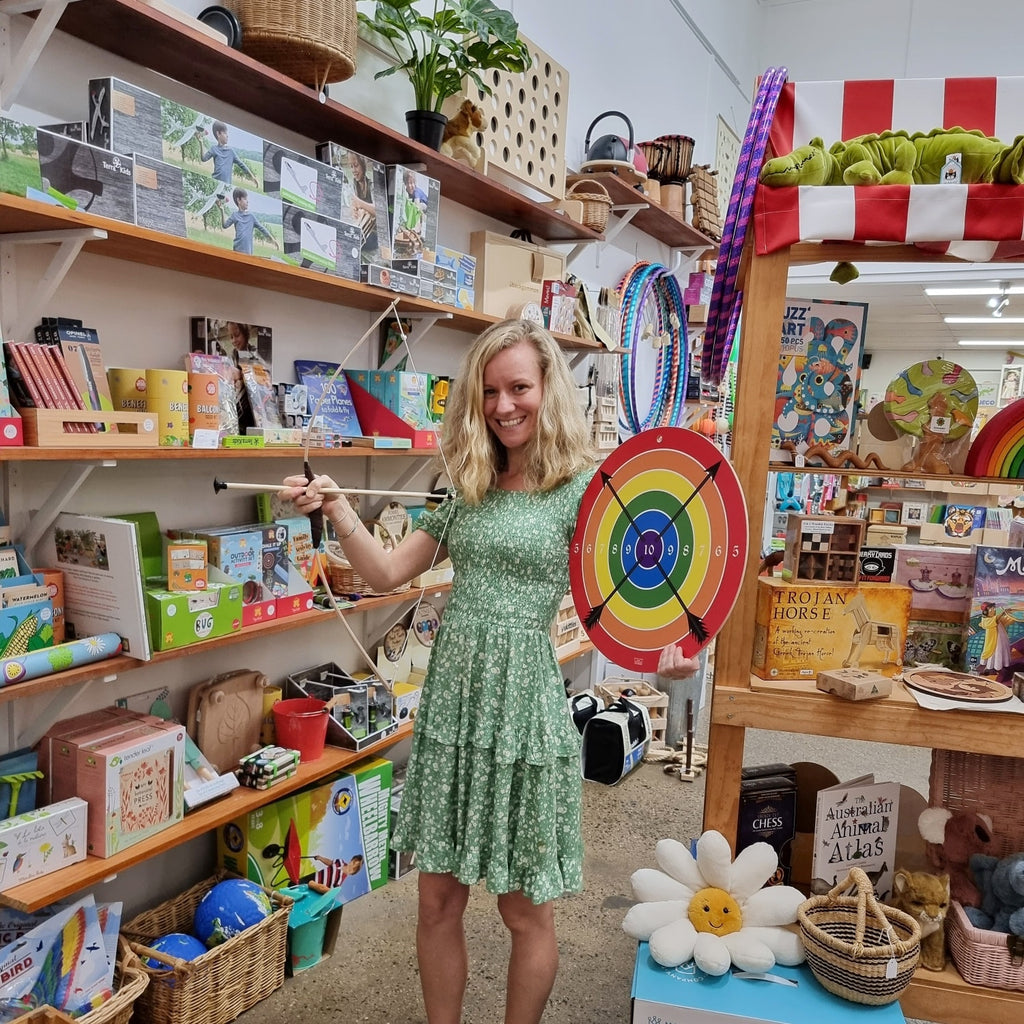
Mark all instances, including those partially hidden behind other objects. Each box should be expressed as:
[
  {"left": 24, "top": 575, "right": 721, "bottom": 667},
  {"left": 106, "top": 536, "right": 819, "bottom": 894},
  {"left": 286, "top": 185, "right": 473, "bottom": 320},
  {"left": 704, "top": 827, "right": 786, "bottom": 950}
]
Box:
[{"left": 481, "top": 341, "right": 544, "bottom": 456}]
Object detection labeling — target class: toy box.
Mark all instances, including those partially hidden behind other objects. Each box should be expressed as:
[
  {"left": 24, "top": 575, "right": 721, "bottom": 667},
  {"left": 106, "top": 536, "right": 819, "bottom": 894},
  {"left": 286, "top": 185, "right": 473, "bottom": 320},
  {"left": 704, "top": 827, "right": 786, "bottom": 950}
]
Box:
[
  {"left": 965, "top": 545, "right": 1024, "bottom": 675},
  {"left": 194, "top": 524, "right": 276, "bottom": 625},
  {"left": 182, "top": 170, "right": 282, "bottom": 258},
  {"left": 892, "top": 543, "right": 974, "bottom": 615},
  {"left": 133, "top": 154, "right": 187, "bottom": 238},
  {"left": 37, "top": 130, "right": 135, "bottom": 224},
  {"left": 263, "top": 141, "right": 345, "bottom": 216},
  {"left": 630, "top": 945, "right": 906, "bottom": 1024},
  {"left": 857, "top": 546, "right": 895, "bottom": 583},
  {"left": 167, "top": 537, "right": 208, "bottom": 591},
  {"left": 469, "top": 230, "right": 565, "bottom": 318},
  {"left": 281, "top": 203, "right": 362, "bottom": 281},
  {"left": 87, "top": 77, "right": 163, "bottom": 161},
  {"left": 0, "top": 798, "right": 87, "bottom": 892},
  {"left": 387, "top": 164, "right": 440, "bottom": 267},
  {"left": 388, "top": 782, "right": 416, "bottom": 879},
  {"left": 217, "top": 759, "right": 392, "bottom": 904},
  {"left": 434, "top": 245, "right": 476, "bottom": 309},
  {"left": 737, "top": 765, "right": 797, "bottom": 884},
  {"left": 145, "top": 578, "right": 243, "bottom": 650},
  {"left": 76, "top": 719, "right": 185, "bottom": 856},
  {"left": 905, "top": 612, "right": 967, "bottom": 669},
  {"left": 159, "top": 101, "right": 264, "bottom": 189},
  {"left": 314, "top": 141, "right": 391, "bottom": 267},
  {"left": 782, "top": 514, "right": 864, "bottom": 584},
  {"left": 751, "top": 578, "right": 912, "bottom": 679},
  {"left": 0, "top": 117, "right": 41, "bottom": 200},
  {"left": 360, "top": 262, "right": 420, "bottom": 295}
]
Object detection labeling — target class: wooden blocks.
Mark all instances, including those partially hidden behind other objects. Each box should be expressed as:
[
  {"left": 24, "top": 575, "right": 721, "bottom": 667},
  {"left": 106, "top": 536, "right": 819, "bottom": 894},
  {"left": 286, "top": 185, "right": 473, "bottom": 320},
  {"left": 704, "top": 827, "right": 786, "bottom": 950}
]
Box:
[
  {"left": 783, "top": 514, "right": 864, "bottom": 584},
  {"left": 816, "top": 667, "right": 893, "bottom": 701},
  {"left": 688, "top": 164, "right": 722, "bottom": 241},
  {"left": 596, "top": 677, "right": 668, "bottom": 748}
]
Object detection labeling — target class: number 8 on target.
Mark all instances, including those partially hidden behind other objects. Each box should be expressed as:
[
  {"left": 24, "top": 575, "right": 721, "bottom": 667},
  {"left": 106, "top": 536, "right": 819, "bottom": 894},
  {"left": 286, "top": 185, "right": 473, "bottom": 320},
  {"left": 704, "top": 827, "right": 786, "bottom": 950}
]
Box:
[{"left": 569, "top": 427, "right": 749, "bottom": 671}]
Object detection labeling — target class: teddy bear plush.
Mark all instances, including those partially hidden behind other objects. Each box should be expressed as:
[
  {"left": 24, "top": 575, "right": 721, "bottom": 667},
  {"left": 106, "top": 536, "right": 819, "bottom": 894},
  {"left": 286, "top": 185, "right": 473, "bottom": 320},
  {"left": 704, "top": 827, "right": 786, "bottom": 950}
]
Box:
[
  {"left": 441, "top": 98, "right": 486, "bottom": 170},
  {"left": 918, "top": 807, "right": 993, "bottom": 908},
  {"left": 965, "top": 851, "right": 1024, "bottom": 936},
  {"left": 759, "top": 127, "right": 1024, "bottom": 188}
]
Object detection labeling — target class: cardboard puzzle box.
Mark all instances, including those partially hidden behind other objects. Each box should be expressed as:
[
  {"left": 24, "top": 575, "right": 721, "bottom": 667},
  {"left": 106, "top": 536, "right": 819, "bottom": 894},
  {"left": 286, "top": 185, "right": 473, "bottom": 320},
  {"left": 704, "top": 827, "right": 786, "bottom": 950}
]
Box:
[{"left": 752, "top": 578, "right": 912, "bottom": 679}]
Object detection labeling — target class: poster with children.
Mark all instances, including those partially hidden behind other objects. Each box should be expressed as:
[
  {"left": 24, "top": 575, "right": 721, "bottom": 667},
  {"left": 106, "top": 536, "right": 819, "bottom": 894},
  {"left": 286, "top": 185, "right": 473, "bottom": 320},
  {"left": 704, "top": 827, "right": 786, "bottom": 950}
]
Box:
[{"left": 772, "top": 297, "right": 869, "bottom": 456}]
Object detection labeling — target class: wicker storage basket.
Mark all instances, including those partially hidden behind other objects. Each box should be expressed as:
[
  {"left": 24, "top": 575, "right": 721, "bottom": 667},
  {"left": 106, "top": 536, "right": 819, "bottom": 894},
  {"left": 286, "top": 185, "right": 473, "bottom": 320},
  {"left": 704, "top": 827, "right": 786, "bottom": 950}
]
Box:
[
  {"left": 947, "top": 899, "right": 1024, "bottom": 992},
  {"left": 929, "top": 748, "right": 1024, "bottom": 857},
  {"left": 797, "top": 867, "right": 921, "bottom": 1006},
  {"left": 124, "top": 872, "right": 292, "bottom": 1024},
  {"left": 325, "top": 531, "right": 411, "bottom": 598},
  {"left": 224, "top": 0, "right": 357, "bottom": 86},
  {"left": 566, "top": 179, "right": 613, "bottom": 232},
  {"left": 12, "top": 941, "right": 150, "bottom": 1024}
]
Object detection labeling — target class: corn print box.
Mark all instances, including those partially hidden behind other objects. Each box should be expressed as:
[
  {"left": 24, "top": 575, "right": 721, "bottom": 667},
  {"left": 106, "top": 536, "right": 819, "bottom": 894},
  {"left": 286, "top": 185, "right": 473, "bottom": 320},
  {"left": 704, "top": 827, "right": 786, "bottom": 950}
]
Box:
[
  {"left": 752, "top": 578, "right": 912, "bottom": 679},
  {"left": 75, "top": 719, "right": 184, "bottom": 857}
]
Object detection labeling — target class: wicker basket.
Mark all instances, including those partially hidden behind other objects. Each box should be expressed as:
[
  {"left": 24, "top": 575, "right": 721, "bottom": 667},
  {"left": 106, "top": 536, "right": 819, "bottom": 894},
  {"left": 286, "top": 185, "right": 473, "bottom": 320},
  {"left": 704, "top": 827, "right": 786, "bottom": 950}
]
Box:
[
  {"left": 947, "top": 899, "right": 1024, "bottom": 992},
  {"left": 224, "top": 0, "right": 357, "bottom": 87},
  {"left": 566, "top": 178, "right": 614, "bottom": 232},
  {"left": 124, "top": 872, "right": 292, "bottom": 1024},
  {"left": 325, "top": 531, "right": 411, "bottom": 598},
  {"left": 797, "top": 867, "right": 921, "bottom": 1006},
  {"left": 929, "top": 748, "right": 1024, "bottom": 857}
]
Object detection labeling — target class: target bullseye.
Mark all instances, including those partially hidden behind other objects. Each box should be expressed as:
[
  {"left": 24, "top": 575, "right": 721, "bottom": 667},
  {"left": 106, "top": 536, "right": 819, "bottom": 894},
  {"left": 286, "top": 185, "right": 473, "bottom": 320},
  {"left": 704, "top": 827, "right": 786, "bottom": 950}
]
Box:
[{"left": 570, "top": 428, "right": 748, "bottom": 671}]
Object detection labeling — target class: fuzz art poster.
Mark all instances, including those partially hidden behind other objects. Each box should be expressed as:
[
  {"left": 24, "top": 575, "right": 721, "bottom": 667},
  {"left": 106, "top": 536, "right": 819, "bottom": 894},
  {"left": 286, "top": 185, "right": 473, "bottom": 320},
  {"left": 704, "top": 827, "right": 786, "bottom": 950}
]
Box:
[{"left": 772, "top": 297, "right": 869, "bottom": 456}]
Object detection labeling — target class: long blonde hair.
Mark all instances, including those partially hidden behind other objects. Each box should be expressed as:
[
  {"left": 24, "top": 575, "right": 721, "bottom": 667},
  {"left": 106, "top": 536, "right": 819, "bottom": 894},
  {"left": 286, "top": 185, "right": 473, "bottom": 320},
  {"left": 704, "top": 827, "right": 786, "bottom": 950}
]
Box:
[{"left": 440, "top": 320, "right": 593, "bottom": 504}]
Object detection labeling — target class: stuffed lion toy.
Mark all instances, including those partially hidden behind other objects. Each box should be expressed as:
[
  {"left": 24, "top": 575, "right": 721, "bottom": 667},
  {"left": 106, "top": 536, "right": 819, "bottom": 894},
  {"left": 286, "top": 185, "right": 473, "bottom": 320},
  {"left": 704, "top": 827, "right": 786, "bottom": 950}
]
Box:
[
  {"left": 441, "top": 98, "right": 486, "bottom": 170},
  {"left": 760, "top": 127, "right": 1024, "bottom": 187}
]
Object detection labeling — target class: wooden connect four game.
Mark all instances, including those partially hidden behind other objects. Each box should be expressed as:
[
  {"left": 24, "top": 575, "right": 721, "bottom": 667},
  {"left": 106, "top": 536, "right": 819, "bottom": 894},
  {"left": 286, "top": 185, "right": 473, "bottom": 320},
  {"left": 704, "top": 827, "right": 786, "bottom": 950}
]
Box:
[
  {"left": 445, "top": 35, "right": 568, "bottom": 201},
  {"left": 782, "top": 514, "right": 864, "bottom": 584}
]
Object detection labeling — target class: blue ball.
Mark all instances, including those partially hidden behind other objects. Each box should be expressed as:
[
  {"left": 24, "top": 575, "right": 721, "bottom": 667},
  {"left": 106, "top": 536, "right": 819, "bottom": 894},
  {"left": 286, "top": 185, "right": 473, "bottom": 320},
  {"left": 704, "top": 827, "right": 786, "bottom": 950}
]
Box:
[
  {"left": 193, "top": 878, "right": 273, "bottom": 948},
  {"left": 144, "top": 932, "right": 207, "bottom": 969}
]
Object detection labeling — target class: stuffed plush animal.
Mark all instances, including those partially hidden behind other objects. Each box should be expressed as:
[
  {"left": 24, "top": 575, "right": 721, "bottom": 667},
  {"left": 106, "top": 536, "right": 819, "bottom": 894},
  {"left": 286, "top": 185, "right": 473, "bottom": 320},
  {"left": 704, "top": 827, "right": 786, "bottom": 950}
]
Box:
[
  {"left": 440, "top": 99, "right": 486, "bottom": 169},
  {"left": 965, "top": 851, "right": 1024, "bottom": 935},
  {"left": 759, "top": 128, "right": 1024, "bottom": 187},
  {"left": 918, "top": 807, "right": 993, "bottom": 908},
  {"left": 621, "top": 830, "right": 805, "bottom": 975},
  {"left": 891, "top": 868, "right": 950, "bottom": 971}
]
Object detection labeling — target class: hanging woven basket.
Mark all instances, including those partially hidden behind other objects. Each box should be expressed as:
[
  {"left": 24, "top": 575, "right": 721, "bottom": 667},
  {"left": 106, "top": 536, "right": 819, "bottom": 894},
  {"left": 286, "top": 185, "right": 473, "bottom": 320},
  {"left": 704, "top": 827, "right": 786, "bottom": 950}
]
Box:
[{"left": 225, "top": 0, "right": 357, "bottom": 88}]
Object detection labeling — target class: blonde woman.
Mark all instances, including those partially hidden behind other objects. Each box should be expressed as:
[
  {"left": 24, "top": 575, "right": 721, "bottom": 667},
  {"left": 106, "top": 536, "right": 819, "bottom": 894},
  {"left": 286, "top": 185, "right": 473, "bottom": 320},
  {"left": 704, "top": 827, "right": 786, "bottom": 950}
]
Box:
[{"left": 284, "top": 319, "right": 697, "bottom": 1024}]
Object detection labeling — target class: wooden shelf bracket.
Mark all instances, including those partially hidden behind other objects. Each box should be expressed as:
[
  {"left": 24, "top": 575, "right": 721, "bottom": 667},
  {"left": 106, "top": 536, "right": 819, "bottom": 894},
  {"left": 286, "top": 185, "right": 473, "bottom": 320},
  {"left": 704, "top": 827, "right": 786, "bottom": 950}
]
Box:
[
  {"left": 0, "top": 2, "right": 81, "bottom": 110},
  {"left": 19, "top": 459, "right": 113, "bottom": 557}
]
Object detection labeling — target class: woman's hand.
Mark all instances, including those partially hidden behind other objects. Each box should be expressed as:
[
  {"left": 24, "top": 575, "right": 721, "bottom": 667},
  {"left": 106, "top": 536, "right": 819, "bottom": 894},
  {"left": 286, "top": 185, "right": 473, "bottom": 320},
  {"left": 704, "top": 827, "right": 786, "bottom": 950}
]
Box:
[
  {"left": 281, "top": 473, "right": 356, "bottom": 535},
  {"left": 657, "top": 643, "right": 701, "bottom": 680}
]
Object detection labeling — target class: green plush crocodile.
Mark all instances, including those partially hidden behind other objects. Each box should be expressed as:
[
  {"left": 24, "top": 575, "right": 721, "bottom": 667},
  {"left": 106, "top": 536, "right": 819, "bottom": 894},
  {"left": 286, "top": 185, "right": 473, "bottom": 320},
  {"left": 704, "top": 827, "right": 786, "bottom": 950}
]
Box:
[{"left": 759, "top": 127, "right": 1024, "bottom": 186}]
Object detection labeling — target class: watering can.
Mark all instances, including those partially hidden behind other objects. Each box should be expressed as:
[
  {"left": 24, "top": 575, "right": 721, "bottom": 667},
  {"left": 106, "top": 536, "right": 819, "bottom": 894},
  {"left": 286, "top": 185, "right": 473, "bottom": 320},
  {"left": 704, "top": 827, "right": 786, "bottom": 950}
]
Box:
[{"left": 581, "top": 111, "right": 648, "bottom": 181}]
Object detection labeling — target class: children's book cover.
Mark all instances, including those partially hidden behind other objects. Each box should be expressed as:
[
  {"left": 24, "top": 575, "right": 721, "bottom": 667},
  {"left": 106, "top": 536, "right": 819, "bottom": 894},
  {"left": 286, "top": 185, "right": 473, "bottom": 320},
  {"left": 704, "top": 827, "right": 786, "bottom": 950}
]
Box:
[
  {"left": 772, "top": 297, "right": 868, "bottom": 455},
  {"left": 296, "top": 361, "right": 363, "bottom": 437},
  {"left": 811, "top": 774, "right": 899, "bottom": 901},
  {"left": 965, "top": 545, "right": 1024, "bottom": 677}
]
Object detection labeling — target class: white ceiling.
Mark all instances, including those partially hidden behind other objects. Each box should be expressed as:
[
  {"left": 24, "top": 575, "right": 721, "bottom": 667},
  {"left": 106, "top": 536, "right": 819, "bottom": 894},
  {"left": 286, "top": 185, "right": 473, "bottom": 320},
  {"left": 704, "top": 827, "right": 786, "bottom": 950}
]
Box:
[{"left": 785, "top": 259, "right": 1024, "bottom": 356}]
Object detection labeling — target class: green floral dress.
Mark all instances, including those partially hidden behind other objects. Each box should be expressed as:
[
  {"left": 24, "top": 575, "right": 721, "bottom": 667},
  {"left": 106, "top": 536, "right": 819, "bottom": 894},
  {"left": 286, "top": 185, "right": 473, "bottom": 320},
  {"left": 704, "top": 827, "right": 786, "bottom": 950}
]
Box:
[{"left": 391, "top": 469, "right": 595, "bottom": 905}]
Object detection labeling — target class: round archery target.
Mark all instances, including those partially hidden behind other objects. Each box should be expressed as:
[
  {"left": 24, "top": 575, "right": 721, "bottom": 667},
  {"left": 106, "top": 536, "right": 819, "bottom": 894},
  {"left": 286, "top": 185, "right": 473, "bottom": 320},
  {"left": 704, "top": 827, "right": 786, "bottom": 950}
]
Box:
[{"left": 570, "top": 427, "right": 748, "bottom": 671}]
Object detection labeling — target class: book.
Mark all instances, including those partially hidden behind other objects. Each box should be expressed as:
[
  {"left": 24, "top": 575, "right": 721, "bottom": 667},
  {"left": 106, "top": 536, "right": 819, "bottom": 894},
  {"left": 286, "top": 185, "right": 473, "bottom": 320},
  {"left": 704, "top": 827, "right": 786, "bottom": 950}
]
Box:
[
  {"left": 966, "top": 545, "right": 1024, "bottom": 675},
  {"left": 54, "top": 325, "right": 118, "bottom": 432},
  {"left": 298, "top": 366, "right": 363, "bottom": 437},
  {"left": 38, "top": 512, "right": 152, "bottom": 661},
  {"left": 772, "top": 296, "right": 869, "bottom": 456},
  {"left": 811, "top": 774, "right": 900, "bottom": 901}
]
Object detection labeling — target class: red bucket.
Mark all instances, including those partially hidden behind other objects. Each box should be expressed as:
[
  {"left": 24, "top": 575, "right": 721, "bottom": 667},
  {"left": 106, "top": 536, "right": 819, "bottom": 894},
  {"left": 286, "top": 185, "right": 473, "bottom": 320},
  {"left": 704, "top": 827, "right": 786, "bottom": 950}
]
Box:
[{"left": 273, "top": 697, "right": 329, "bottom": 761}]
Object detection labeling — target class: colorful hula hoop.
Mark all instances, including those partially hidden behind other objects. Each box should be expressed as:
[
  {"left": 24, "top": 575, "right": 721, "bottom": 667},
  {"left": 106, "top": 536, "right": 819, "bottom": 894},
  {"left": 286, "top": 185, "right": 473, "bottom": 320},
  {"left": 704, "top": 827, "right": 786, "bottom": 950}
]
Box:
[
  {"left": 618, "top": 261, "right": 689, "bottom": 434},
  {"left": 702, "top": 66, "right": 788, "bottom": 388}
]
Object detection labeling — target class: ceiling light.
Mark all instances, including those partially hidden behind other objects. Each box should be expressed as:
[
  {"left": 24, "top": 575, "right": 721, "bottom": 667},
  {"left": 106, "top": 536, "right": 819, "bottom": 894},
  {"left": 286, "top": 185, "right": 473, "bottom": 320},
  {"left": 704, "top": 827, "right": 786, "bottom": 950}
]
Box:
[
  {"left": 927, "top": 285, "right": 1024, "bottom": 296},
  {"left": 957, "top": 339, "right": 1024, "bottom": 347},
  {"left": 945, "top": 316, "right": 1024, "bottom": 324},
  {"left": 993, "top": 296, "right": 1012, "bottom": 317}
]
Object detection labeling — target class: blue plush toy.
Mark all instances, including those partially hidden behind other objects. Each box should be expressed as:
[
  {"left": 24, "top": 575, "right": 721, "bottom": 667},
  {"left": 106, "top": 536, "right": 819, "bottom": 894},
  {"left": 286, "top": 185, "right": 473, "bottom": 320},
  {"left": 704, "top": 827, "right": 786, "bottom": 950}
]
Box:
[{"left": 965, "top": 851, "right": 1024, "bottom": 935}]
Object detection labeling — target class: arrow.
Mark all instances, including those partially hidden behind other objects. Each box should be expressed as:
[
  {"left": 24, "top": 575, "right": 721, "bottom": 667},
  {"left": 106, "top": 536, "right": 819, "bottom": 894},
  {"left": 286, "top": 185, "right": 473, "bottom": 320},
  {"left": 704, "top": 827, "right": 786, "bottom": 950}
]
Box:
[{"left": 584, "top": 462, "right": 720, "bottom": 634}]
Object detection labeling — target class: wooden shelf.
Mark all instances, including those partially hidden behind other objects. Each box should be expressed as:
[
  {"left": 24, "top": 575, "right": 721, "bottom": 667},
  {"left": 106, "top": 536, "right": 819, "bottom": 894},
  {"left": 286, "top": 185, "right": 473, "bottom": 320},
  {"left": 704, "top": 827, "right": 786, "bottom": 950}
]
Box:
[
  {"left": 43, "top": 0, "right": 600, "bottom": 245},
  {"left": 558, "top": 638, "right": 594, "bottom": 665},
  {"left": 570, "top": 173, "right": 719, "bottom": 251},
  {"left": 902, "top": 962, "right": 1024, "bottom": 1024},
  {"left": 0, "top": 441, "right": 438, "bottom": 463},
  {"left": 0, "top": 726, "right": 412, "bottom": 912},
  {"left": 0, "top": 585, "right": 450, "bottom": 707},
  {"left": 0, "top": 196, "right": 605, "bottom": 353},
  {"left": 713, "top": 676, "right": 1024, "bottom": 758}
]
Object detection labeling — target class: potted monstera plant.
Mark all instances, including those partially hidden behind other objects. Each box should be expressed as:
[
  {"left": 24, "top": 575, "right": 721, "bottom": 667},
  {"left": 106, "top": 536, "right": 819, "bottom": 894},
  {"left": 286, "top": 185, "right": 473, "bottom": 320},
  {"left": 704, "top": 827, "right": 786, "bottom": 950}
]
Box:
[{"left": 358, "top": 0, "right": 531, "bottom": 150}]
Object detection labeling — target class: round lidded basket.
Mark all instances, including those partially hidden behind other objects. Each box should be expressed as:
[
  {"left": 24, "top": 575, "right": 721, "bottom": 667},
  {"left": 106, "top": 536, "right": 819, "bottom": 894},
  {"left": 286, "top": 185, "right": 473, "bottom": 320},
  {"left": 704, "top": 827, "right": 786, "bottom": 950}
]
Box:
[
  {"left": 654, "top": 134, "right": 695, "bottom": 182},
  {"left": 224, "top": 0, "right": 357, "bottom": 87},
  {"left": 797, "top": 867, "right": 921, "bottom": 1006},
  {"left": 566, "top": 178, "right": 614, "bottom": 232}
]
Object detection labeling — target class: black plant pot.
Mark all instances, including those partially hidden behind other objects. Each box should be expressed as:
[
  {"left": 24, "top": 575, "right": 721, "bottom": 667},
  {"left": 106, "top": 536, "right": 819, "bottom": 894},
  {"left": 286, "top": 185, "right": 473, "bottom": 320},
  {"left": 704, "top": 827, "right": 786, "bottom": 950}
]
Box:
[{"left": 405, "top": 110, "right": 448, "bottom": 151}]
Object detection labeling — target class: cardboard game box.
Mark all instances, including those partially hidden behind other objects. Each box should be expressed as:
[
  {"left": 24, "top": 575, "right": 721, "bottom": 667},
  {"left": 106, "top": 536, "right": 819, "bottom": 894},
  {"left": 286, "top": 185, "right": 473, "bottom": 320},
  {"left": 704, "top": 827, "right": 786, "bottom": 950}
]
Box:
[
  {"left": 751, "top": 578, "right": 912, "bottom": 679},
  {"left": 217, "top": 758, "right": 392, "bottom": 905},
  {"left": 387, "top": 164, "right": 440, "bottom": 268},
  {"left": 37, "top": 130, "right": 135, "bottom": 224},
  {"left": 892, "top": 544, "right": 974, "bottom": 616},
  {"left": 0, "top": 798, "right": 87, "bottom": 892},
  {"left": 263, "top": 141, "right": 345, "bottom": 217},
  {"left": 160, "top": 101, "right": 264, "bottom": 189},
  {"left": 182, "top": 169, "right": 282, "bottom": 258},
  {"left": 965, "top": 545, "right": 1024, "bottom": 674},
  {"left": 88, "top": 77, "right": 164, "bottom": 161},
  {"left": 133, "top": 154, "right": 187, "bottom": 237},
  {"left": 281, "top": 203, "right": 362, "bottom": 281}
]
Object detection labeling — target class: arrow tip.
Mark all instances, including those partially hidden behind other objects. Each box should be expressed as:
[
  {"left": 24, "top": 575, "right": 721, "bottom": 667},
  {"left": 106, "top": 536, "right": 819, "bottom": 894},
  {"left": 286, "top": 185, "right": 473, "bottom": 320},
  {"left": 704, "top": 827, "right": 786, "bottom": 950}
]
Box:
[
  {"left": 707, "top": 460, "right": 722, "bottom": 478},
  {"left": 600, "top": 470, "right": 612, "bottom": 485}
]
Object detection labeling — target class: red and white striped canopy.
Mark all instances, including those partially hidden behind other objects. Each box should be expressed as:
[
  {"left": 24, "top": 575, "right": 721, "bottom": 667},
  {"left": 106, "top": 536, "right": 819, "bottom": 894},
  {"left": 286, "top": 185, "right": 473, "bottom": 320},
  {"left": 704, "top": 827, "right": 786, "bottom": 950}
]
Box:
[{"left": 754, "top": 76, "right": 1024, "bottom": 260}]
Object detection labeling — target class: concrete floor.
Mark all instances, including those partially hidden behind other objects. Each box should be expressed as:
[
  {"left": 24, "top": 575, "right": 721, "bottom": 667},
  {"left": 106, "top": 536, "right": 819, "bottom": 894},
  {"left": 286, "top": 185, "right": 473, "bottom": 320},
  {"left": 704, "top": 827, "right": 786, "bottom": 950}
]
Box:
[{"left": 236, "top": 726, "right": 938, "bottom": 1024}]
